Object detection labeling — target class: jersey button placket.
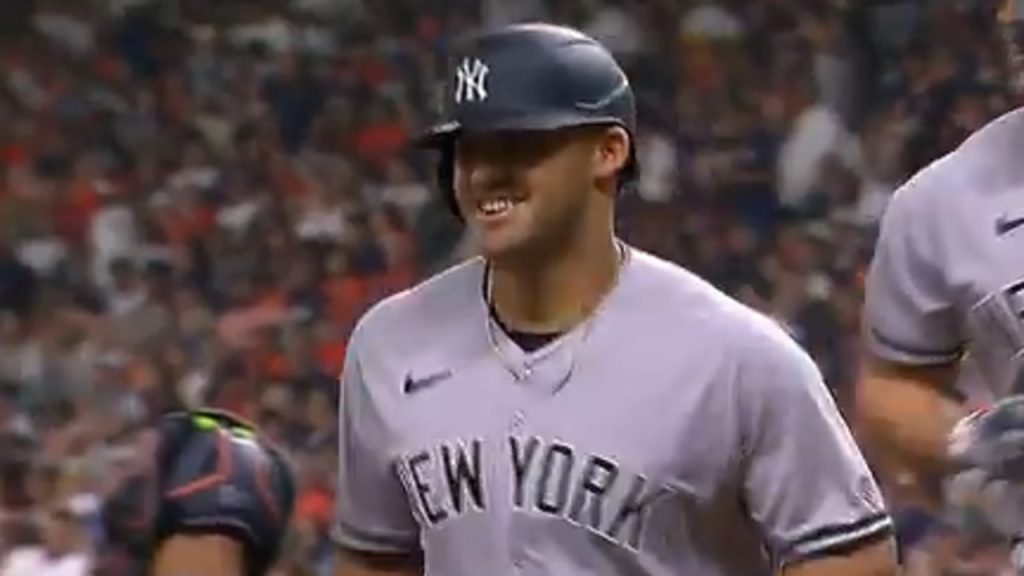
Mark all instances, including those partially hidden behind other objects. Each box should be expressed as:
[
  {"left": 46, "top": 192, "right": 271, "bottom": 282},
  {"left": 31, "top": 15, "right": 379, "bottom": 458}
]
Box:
[
  {"left": 511, "top": 539, "right": 542, "bottom": 572},
  {"left": 510, "top": 524, "right": 532, "bottom": 573},
  {"left": 510, "top": 409, "right": 526, "bottom": 432}
]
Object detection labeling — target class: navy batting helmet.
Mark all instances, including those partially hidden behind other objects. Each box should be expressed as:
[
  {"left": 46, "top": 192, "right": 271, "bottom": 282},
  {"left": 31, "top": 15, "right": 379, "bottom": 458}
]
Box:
[{"left": 416, "top": 23, "right": 638, "bottom": 217}]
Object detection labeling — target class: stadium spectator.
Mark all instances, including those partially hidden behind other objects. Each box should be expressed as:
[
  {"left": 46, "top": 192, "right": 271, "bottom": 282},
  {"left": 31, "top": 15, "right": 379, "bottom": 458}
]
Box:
[{"left": 0, "top": 0, "right": 1016, "bottom": 573}]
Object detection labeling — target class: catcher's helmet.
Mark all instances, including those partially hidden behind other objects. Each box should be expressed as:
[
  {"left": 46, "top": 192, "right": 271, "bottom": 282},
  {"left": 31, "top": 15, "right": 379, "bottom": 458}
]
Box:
[{"left": 416, "top": 23, "right": 638, "bottom": 217}]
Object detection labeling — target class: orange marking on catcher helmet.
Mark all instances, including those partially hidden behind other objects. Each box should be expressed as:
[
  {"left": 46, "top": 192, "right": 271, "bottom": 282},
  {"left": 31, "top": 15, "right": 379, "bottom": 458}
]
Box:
[{"left": 165, "top": 430, "right": 232, "bottom": 498}]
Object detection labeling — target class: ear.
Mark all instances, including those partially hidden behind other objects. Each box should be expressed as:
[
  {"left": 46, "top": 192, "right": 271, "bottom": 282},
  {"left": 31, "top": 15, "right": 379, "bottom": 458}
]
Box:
[
  {"left": 592, "top": 126, "right": 630, "bottom": 182},
  {"left": 999, "top": 0, "right": 1015, "bottom": 24}
]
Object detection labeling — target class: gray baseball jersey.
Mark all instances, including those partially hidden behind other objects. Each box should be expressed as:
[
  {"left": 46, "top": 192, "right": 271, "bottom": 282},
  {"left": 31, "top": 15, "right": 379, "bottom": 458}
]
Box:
[
  {"left": 865, "top": 107, "right": 1024, "bottom": 398},
  {"left": 335, "top": 247, "right": 890, "bottom": 575}
]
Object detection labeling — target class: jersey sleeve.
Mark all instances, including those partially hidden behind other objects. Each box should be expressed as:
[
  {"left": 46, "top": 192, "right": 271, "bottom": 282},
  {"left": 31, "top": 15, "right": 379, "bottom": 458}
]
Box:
[
  {"left": 332, "top": 330, "right": 422, "bottom": 556},
  {"left": 738, "top": 326, "right": 893, "bottom": 566},
  {"left": 864, "top": 174, "right": 963, "bottom": 364}
]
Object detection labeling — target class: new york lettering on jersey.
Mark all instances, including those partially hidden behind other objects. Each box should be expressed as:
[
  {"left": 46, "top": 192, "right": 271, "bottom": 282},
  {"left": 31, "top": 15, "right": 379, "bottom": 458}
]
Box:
[
  {"left": 336, "top": 249, "right": 890, "bottom": 576},
  {"left": 382, "top": 253, "right": 707, "bottom": 563},
  {"left": 396, "top": 436, "right": 664, "bottom": 552}
]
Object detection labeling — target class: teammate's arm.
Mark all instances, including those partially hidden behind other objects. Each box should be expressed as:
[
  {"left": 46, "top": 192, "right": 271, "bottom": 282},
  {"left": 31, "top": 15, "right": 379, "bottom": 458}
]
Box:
[
  {"left": 738, "top": 328, "right": 898, "bottom": 575},
  {"left": 334, "top": 551, "right": 423, "bottom": 576},
  {"left": 781, "top": 539, "right": 898, "bottom": 576},
  {"left": 856, "top": 357, "right": 962, "bottom": 508},
  {"left": 334, "top": 333, "right": 424, "bottom": 576},
  {"left": 856, "top": 174, "right": 966, "bottom": 508}
]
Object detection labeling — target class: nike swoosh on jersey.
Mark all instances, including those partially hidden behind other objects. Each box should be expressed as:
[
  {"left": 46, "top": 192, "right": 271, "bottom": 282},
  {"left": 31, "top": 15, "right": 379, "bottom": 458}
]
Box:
[
  {"left": 996, "top": 215, "right": 1024, "bottom": 236},
  {"left": 403, "top": 370, "right": 453, "bottom": 394}
]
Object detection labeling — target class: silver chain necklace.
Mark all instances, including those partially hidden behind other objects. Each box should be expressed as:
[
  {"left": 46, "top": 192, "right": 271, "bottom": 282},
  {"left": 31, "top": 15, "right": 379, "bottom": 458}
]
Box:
[{"left": 483, "top": 241, "right": 629, "bottom": 388}]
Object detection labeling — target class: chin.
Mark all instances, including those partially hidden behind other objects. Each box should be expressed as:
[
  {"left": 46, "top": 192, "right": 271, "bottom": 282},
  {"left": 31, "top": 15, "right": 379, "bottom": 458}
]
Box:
[
  {"left": 479, "top": 235, "right": 525, "bottom": 261},
  {"left": 477, "top": 228, "right": 538, "bottom": 263}
]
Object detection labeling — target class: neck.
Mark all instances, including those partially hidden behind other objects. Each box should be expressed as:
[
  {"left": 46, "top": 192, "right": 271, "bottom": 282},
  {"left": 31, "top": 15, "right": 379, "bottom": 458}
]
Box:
[{"left": 489, "top": 232, "right": 621, "bottom": 334}]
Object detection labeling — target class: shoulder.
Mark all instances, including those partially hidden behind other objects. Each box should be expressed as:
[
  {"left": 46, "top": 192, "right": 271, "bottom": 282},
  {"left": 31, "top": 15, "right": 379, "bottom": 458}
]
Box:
[
  {"left": 626, "top": 250, "right": 824, "bottom": 421},
  {"left": 52, "top": 553, "right": 91, "bottom": 576},
  {"left": 347, "top": 257, "right": 485, "bottom": 361},
  {"left": 625, "top": 249, "right": 743, "bottom": 316},
  {"left": 883, "top": 147, "right": 966, "bottom": 226},
  {"left": 1, "top": 546, "right": 45, "bottom": 569},
  {"left": 890, "top": 107, "right": 1024, "bottom": 217},
  {"left": 626, "top": 249, "right": 814, "bottom": 378}
]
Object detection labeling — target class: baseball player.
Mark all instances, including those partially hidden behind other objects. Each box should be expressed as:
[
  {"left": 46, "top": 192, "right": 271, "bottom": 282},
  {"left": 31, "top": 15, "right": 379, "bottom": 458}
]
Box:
[
  {"left": 856, "top": 0, "right": 1024, "bottom": 554},
  {"left": 100, "top": 409, "right": 296, "bottom": 576},
  {"left": 333, "top": 23, "right": 898, "bottom": 576}
]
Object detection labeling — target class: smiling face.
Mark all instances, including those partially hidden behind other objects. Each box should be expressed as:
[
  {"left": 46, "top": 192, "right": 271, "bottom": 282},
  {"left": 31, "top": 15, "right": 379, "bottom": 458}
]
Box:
[{"left": 452, "top": 125, "right": 629, "bottom": 262}]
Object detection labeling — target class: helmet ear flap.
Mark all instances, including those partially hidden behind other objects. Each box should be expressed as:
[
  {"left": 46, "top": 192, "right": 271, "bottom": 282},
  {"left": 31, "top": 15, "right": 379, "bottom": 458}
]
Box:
[{"left": 436, "top": 138, "right": 461, "bottom": 221}]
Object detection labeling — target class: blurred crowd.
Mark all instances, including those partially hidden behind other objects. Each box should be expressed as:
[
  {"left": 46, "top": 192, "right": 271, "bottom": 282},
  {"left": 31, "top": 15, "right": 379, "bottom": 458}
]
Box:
[{"left": 0, "top": 0, "right": 1015, "bottom": 574}]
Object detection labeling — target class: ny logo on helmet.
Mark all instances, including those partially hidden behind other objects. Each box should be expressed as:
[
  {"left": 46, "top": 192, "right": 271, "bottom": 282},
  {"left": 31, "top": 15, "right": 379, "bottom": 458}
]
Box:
[{"left": 454, "top": 57, "right": 489, "bottom": 104}]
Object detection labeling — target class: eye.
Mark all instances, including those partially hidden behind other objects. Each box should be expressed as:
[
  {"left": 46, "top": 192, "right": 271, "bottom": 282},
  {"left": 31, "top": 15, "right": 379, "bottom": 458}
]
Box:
[
  {"left": 505, "top": 131, "right": 578, "bottom": 166},
  {"left": 456, "top": 131, "right": 569, "bottom": 166}
]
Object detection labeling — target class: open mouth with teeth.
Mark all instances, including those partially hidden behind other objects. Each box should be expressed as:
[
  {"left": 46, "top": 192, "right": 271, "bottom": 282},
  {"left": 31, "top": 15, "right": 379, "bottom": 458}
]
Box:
[{"left": 476, "top": 197, "right": 524, "bottom": 219}]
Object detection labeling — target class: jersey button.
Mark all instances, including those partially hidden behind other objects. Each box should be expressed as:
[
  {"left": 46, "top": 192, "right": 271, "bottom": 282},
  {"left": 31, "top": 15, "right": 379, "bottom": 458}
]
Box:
[{"left": 510, "top": 410, "right": 525, "bottom": 431}]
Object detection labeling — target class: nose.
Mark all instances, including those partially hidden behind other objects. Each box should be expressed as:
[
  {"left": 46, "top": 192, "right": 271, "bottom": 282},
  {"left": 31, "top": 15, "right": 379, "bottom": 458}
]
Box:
[
  {"left": 469, "top": 162, "right": 514, "bottom": 193},
  {"left": 457, "top": 153, "right": 513, "bottom": 195}
]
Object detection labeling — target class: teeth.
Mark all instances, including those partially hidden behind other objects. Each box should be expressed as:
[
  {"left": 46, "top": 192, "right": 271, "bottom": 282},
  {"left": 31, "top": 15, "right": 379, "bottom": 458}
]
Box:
[{"left": 479, "top": 198, "right": 512, "bottom": 215}]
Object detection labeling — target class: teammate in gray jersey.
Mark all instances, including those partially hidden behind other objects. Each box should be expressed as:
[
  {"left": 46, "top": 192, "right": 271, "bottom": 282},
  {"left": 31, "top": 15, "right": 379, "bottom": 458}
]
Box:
[
  {"left": 857, "top": 0, "right": 1024, "bottom": 551},
  {"left": 333, "top": 23, "right": 897, "bottom": 576}
]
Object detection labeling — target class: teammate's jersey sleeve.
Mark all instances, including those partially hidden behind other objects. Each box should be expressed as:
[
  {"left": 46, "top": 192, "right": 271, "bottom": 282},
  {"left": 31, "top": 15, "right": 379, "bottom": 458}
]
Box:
[
  {"left": 864, "top": 171, "right": 963, "bottom": 364},
  {"left": 333, "top": 327, "right": 422, "bottom": 556},
  {"left": 738, "top": 324, "right": 892, "bottom": 565}
]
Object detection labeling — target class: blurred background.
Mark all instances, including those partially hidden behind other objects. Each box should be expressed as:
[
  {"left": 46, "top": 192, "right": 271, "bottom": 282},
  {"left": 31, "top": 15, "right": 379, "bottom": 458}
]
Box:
[{"left": 0, "top": 0, "right": 1012, "bottom": 574}]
